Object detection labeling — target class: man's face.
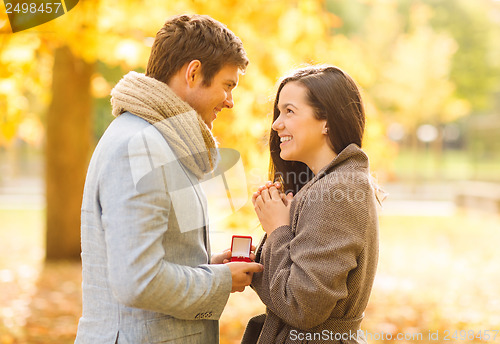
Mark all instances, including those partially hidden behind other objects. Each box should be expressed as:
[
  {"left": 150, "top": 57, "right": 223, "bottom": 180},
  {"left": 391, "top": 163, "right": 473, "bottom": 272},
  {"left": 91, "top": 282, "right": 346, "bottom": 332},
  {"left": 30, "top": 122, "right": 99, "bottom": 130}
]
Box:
[{"left": 184, "top": 64, "right": 240, "bottom": 130}]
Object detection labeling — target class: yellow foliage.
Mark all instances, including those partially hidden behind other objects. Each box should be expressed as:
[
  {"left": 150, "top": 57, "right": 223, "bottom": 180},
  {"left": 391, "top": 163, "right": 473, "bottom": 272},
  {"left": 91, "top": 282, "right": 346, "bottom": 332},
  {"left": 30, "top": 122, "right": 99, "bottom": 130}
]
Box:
[
  {"left": 0, "top": 10, "right": 11, "bottom": 34},
  {"left": 17, "top": 114, "right": 44, "bottom": 147},
  {"left": 0, "top": 1, "right": 399, "bottom": 223},
  {"left": 2, "top": 0, "right": 456, "bottom": 186},
  {"left": 370, "top": 2, "right": 466, "bottom": 130},
  {"left": 0, "top": 121, "right": 17, "bottom": 142}
]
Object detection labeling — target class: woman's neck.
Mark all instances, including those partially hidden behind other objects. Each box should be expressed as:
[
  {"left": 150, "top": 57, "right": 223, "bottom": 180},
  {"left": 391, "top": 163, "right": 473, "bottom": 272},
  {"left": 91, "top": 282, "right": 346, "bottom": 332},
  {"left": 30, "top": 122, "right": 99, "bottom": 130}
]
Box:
[{"left": 305, "top": 145, "right": 337, "bottom": 175}]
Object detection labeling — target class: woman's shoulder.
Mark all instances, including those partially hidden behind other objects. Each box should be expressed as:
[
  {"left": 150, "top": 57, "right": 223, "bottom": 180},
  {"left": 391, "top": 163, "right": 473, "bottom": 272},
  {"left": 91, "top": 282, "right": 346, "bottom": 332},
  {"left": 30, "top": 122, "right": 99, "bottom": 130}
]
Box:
[
  {"left": 294, "top": 164, "right": 374, "bottom": 215},
  {"left": 317, "top": 165, "right": 371, "bottom": 193},
  {"left": 325, "top": 144, "right": 369, "bottom": 172},
  {"left": 291, "top": 146, "right": 373, "bottom": 207}
]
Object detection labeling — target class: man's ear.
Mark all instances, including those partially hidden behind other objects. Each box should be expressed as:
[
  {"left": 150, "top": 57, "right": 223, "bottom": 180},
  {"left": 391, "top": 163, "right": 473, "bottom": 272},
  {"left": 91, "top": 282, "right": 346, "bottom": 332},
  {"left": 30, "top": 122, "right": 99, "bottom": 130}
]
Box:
[{"left": 185, "top": 60, "right": 202, "bottom": 88}]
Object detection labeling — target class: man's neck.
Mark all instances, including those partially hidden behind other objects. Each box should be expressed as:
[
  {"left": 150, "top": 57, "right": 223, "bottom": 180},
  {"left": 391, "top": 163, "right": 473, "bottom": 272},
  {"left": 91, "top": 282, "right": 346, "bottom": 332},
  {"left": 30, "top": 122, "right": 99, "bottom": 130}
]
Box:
[{"left": 167, "top": 67, "right": 189, "bottom": 102}]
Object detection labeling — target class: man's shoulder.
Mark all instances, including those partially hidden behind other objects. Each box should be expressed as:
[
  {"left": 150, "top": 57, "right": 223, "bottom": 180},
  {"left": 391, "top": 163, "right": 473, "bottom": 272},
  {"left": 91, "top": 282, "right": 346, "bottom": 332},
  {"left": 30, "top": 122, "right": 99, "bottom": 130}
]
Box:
[
  {"left": 99, "top": 112, "right": 166, "bottom": 151},
  {"left": 90, "top": 112, "right": 169, "bottom": 172},
  {"left": 104, "top": 112, "right": 155, "bottom": 140}
]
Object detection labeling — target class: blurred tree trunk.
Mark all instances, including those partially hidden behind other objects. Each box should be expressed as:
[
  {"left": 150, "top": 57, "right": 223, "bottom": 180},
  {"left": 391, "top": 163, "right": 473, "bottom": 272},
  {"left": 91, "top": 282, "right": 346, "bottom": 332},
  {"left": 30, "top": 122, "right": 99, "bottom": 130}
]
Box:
[
  {"left": 433, "top": 123, "right": 444, "bottom": 179},
  {"left": 409, "top": 122, "right": 419, "bottom": 192},
  {"left": 45, "top": 46, "right": 94, "bottom": 261}
]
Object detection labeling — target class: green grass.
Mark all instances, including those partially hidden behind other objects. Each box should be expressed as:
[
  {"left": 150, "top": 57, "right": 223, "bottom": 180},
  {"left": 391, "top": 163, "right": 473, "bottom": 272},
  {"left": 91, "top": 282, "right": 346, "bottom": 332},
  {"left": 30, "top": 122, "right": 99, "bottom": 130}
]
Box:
[{"left": 392, "top": 149, "right": 500, "bottom": 182}]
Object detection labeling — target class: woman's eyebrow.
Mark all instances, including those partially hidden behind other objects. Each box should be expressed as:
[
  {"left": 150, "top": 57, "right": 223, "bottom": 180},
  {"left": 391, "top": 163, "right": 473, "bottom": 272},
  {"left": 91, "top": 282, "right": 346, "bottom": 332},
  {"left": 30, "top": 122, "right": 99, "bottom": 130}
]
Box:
[{"left": 278, "top": 102, "right": 298, "bottom": 110}]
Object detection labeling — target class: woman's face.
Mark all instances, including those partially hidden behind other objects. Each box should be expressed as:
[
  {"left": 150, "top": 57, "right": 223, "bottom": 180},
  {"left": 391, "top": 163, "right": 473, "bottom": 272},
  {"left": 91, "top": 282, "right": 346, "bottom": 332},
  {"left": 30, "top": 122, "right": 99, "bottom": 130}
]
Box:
[{"left": 272, "top": 81, "right": 329, "bottom": 168}]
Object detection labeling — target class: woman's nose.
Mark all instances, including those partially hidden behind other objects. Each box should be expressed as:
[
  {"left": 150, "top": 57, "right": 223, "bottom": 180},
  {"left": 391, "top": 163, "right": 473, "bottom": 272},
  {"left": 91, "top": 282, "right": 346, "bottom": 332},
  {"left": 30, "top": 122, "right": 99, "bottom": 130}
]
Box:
[{"left": 272, "top": 115, "right": 283, "bottom": 131}]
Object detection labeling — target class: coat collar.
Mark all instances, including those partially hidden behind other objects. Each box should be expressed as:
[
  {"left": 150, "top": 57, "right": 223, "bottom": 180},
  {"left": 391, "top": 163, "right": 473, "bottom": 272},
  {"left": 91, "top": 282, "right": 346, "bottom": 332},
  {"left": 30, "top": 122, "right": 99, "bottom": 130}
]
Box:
[
  {"left": 294, "top": 144, "right": 368, "bottom": 198},
  {"left": 315, "top": 144, "right": 368, "bottom": 179}
]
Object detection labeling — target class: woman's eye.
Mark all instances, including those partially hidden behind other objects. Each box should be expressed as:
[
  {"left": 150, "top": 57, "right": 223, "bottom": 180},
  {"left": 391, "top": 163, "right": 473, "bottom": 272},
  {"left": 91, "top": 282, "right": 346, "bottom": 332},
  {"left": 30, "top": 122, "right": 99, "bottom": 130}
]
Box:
[{"left": 286, "top": 108, "right": 294, "bottom": 114}]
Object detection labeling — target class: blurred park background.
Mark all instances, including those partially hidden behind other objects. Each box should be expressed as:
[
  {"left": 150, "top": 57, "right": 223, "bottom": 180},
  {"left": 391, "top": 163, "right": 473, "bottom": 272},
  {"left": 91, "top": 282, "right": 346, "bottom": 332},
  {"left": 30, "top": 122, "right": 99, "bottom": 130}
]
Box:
[{"left": 1, "top": 0, "right": 500, "bottom": 343}]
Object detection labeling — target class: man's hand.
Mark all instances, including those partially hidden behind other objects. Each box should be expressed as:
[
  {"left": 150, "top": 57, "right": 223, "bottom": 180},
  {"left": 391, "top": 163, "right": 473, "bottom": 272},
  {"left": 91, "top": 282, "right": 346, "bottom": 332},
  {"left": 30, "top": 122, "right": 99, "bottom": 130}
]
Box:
[
  {"left": 226, "top": 262, "right": 263, "bottom": 292},
  {"left": 211, "top": 249, "right": 231, "bottom": 264},
  {"left": 211, "top": 245, "right": 257, "bottom": 264}
]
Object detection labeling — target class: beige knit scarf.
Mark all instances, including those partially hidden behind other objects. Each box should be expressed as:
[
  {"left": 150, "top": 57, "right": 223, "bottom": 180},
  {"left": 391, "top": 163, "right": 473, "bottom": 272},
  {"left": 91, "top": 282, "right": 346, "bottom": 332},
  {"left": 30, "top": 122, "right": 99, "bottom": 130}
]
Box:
[{"left": 110, "top": 71, "right": 218, "bottom": 180}]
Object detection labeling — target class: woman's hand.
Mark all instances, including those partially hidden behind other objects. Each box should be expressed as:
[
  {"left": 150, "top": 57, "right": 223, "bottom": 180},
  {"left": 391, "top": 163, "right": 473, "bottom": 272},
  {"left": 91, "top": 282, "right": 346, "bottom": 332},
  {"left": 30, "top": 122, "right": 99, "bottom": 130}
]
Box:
[{"left": 253, "top": 182, "right": 294, "bottom": 236}]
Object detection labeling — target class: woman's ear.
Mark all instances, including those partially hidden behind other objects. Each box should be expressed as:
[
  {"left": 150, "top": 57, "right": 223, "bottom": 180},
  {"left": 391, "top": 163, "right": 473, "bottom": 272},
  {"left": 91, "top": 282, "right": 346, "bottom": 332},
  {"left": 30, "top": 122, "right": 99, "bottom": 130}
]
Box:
[{"left": 322, "top": 125, "right": 329, "bottom": 135}]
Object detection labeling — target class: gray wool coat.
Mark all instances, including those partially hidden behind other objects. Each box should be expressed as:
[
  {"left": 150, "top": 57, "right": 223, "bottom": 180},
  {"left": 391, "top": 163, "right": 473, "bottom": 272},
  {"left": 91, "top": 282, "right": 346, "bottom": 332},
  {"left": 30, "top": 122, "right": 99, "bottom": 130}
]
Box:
[
  {"left": 75, "top": 113, "right": 232, "bottom": 344},
  {"left": 243, "top": 144, "right": 379, "bottom": 344}
]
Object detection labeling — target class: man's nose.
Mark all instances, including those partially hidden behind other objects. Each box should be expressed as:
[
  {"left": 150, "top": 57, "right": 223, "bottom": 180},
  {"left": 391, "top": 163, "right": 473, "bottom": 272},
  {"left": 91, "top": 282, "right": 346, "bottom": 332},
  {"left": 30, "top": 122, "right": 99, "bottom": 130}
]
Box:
[{"left": 224, "top": 93, "right": 234, "bottom": 109}]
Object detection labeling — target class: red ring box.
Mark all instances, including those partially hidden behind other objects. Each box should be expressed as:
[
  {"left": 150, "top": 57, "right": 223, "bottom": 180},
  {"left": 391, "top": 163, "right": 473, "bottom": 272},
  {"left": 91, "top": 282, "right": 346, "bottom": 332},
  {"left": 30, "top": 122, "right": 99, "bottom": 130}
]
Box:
[{"left": 230, "top": 235, "right": 252, "bottom": 262}]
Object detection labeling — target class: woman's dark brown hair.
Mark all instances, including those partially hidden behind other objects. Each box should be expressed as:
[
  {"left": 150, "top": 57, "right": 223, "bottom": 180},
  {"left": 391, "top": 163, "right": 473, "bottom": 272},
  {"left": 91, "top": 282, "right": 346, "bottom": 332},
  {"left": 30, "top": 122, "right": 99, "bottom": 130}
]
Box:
[
  {"left": 269, "top": 65, "right": 365, "bottom": 194},
  {"left": 146, "top": 14, "right": 248, "bottom": 86}
]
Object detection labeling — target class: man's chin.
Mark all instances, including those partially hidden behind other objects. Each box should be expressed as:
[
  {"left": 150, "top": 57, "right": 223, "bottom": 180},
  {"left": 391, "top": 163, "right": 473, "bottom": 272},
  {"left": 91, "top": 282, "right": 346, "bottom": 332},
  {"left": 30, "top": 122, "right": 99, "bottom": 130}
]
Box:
[{"left": 204, "top": 121, "right": 213, "bottom": 130}]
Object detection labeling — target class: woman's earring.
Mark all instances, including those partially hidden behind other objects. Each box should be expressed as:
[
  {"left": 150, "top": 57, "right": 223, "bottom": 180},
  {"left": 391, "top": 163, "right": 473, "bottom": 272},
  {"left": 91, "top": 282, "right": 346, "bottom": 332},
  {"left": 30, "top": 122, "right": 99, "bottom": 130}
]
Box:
[{"left": 324, "top": 127, "right": 328, "bottom": 134}]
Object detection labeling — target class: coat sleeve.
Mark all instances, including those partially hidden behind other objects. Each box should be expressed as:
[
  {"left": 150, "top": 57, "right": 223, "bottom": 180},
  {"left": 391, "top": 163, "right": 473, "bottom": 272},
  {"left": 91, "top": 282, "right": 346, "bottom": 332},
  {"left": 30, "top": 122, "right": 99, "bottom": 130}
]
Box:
[
  {"left": 98, "top": 133, "right": 232, "bottom": 320},
  {"left": 251, "top": 177, "right": 371, "bottom": 330}
]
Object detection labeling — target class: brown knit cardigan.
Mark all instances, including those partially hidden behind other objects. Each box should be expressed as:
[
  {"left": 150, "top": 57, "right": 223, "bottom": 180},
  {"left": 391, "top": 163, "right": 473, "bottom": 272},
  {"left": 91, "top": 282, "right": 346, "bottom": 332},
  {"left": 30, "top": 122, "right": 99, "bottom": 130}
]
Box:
[{"left": 243, "top": 144, "right": 379, "bottom": 344}]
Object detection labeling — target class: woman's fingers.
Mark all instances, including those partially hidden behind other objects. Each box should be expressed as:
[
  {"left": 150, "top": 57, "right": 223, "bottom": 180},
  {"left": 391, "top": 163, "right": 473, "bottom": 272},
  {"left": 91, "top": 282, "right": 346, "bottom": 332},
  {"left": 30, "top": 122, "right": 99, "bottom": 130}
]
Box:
[
  {"left": 260, "top": 188, "right": 271, "bottom": 202},
  {"left": 254, "top": 193, "right": 264, "bottom": 210},
  {"left": 254, "top": 181, "right": 284, "bottom": 205},
  {"left": 252, "top": 191, "right": 260, "bottom": 204},
  {"left": 268, "top": 186, "right": 282, "bottom": 201}
]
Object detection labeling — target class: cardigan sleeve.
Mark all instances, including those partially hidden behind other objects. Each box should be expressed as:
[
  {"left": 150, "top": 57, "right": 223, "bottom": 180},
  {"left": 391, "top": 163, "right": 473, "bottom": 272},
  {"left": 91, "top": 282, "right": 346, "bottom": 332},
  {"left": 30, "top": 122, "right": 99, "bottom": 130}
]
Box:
[{"left": 251, "top": 177, "right": 371, "bottom": 330}]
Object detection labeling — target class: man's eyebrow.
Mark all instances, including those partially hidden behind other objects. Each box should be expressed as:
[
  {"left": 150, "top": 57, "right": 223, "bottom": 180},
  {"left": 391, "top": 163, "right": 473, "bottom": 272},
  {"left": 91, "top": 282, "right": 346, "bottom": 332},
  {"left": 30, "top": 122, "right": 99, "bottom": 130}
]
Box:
[{"left": 224, "top": 79, "right": 237, "bottom": 87}]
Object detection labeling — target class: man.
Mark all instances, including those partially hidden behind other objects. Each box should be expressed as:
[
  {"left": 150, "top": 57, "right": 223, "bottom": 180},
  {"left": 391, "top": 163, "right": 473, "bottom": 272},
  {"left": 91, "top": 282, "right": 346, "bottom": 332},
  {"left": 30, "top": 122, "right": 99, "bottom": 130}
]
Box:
[{"left": 75, "top": 14, "right": 263, "bottom": 344}]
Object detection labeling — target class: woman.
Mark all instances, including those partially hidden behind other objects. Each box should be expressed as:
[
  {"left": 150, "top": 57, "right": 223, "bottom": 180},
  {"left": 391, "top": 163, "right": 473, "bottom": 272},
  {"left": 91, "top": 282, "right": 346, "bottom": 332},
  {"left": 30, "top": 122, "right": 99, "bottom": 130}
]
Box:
[{"left": 243, "top": 65, "right": 380, "bottom": 344}]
